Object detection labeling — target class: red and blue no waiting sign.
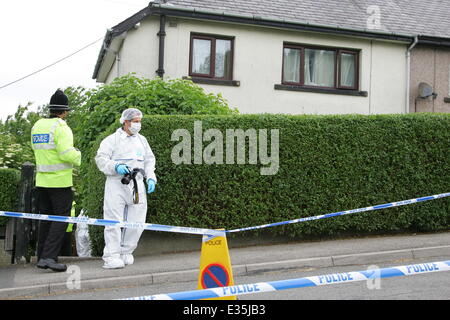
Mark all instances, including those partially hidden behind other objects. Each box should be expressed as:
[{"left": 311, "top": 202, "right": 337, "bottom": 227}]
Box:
[{"left": 201, "top": 263, "right": 230, "bottom": 289}]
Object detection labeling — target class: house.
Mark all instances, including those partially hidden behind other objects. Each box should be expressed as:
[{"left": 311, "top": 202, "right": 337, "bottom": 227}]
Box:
[{"left": 92, "top": 0, "right": 450, "bottom": 115}]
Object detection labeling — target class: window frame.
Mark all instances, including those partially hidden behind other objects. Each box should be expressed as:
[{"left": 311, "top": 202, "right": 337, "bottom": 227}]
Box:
[
  {"left": 281, "top": 44, "right": 304, "bottom": 86},
  {"left": 337, "top": 49, "right": 359, "bottom": 90},
  {"left": 281, "top": 43, "right": 360, "bottom": 91},
  {"left": 189, "top": 33, "right": 234, "bottom": 81}
]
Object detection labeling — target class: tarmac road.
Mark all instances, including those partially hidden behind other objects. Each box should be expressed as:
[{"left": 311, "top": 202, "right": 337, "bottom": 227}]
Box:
[
  {"left": 27, "top": 255, "right": 450, "bottom": 300},
  {"left": 1, "top": 230, "right": 449, "bottom": 301}
]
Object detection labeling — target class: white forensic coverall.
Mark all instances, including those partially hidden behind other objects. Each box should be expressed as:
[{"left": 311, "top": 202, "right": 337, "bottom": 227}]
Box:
[{"left": 95, "top": 128, "right": 157, "bottom": 264}]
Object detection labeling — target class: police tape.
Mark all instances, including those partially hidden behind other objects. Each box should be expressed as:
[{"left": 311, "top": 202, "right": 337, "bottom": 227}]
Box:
[
  {"left": 0, "top": 211, "right": 223, "bottom": 237},
  {"left": 121, "top": 260, "right": 450, "bottom": 300},
  {"left": 226, "top": 192, "right": 450, "bottom": 233},
  {"left": 0, "top": 192, "right": 449, "bottom": 237}
]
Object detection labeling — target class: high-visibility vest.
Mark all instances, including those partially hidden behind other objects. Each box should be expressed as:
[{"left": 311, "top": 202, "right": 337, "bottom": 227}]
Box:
[
  {"left": 66, "top": 201, "right": 76, "bottom": 233},
  {"left": 31, "top": 118, "right": 81, "bottom": 187}
]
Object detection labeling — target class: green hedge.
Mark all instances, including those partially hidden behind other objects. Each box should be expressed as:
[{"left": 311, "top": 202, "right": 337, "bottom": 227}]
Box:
[
  {"left": 0, "top": 168, "right": 21, "bottom": 226},
  {"left": 85, "top": 113, "right": 450, "bottom": 256}
]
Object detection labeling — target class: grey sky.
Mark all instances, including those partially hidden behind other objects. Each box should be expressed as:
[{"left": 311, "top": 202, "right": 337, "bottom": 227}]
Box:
[{"left": 0, "top": 0, "right": 150, "bottom": 121}]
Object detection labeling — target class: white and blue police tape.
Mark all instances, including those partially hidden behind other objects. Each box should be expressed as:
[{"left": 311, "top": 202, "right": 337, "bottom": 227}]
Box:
[
  {"left": 0, "top": 211, "right": 223, "bottom": 237},
  {"left": 122, "top": 260, "right": 450, "bottom": 300},
  {"left": 1, "top": 192, "right": 449, "bottom": 237},
  {"left": 226, "top": 192, "right": 450, "bottom": 233}
]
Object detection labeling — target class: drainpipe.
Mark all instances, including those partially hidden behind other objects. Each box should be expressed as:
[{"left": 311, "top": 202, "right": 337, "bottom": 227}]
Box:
[
  {"left": 116, "top": 50, "right": 121, "bottom": 78},
  {"left": 156, "top": 15, "right": 166, "bottom": 78},
  {"left": 406, "top": 35, "right": 419, "bottom": 114}
]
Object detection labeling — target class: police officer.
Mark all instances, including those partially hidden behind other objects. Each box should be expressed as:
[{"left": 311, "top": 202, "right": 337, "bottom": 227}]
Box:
[{"left": 31, "top": 89, "right": 81, "bottom": 272}]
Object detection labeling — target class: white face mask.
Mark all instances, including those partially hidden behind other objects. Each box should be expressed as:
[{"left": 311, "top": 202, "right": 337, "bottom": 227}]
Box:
[{"left": 129, "top": 122, "right": 141, "bottom": 135}]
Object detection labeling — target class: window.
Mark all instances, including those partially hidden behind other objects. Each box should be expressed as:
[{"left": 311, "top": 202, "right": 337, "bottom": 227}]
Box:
[
  {"left": 190, "top": 34, "right": 234, "bottom": 80},
  {"left": 304, "top": 48, "right": 336, "bottom": 87},
  {"left": 282, "top": 44, "right": 359, "bottom": 90},
  {"left": 339, "top": 51, "right": 358, "bottom": 89},
  {"left": 283, "top": 47, "right": 301, "bottom": 83}
]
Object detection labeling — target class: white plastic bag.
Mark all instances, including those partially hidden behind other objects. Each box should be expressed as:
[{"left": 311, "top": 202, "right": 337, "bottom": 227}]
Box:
[{"left": 75, "top": 210, "right": 92, "bottom": 257}]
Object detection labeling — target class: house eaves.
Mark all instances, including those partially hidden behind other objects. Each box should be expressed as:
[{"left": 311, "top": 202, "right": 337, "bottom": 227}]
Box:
[
  {"left": 417, "top": 35, "right": 450, "bottom": 48},
  {"left": 151, "top": 3, "right": 414, "bottom": 42},
  {"left": 92, "top": 7, "right": 152, "bottom": 82}
]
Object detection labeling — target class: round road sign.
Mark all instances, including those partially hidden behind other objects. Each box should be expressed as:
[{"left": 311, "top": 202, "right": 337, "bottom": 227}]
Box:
[{"left": 200, "top": 263, "right": 230, "bottom": 289}]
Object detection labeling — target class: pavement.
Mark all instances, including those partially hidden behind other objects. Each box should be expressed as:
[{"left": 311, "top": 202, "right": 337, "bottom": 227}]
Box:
[{"left": 0, "top": 231, "right": 449, "bottom": 299}]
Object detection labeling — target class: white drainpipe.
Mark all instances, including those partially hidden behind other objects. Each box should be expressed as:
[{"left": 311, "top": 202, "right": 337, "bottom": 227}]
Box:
[{"left": 406, "top": 36, "right": 419, "bottom": 114}]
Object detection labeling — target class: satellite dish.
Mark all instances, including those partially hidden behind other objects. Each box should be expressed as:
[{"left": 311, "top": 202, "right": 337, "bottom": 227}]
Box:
[{"left": 418, "top": 82, "right": 437, "bottom": 99}]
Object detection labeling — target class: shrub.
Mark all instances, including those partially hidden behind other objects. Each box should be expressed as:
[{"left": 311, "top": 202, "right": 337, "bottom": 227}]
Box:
[
  {"left": 0, "top": 133, "right": 34, "bottom": 170},
  {"left": 84, "top": 113, "right": 450, "bottom": 256},
  {"left": 0, "top": 168, "right": 21, "bottom": 226},
  {"left": 70, "top": 74, "right": 237, "bottom": 154}
]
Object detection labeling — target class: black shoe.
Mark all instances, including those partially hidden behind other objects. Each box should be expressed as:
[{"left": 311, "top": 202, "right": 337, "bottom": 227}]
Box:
[{"left": 36, "top": 258, "right": 67, "bottom": 272}]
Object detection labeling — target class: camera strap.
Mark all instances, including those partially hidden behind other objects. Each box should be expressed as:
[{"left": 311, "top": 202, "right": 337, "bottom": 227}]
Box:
[
  {"left": 132, "top": 169, "right": 147, "bottom": 204},
  {"left": 132, "top": 177, "right": 139, "bottom": 204}
]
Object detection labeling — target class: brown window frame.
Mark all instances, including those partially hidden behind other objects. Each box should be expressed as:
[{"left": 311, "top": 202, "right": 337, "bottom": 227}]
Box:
[
  {"left": 337, "top": 50, "right": 359, "bottom": 90},
  {"left": 282, "top": 43, "right": 360, "bottom": 91},
  {"left": 189, "top": 33, "right": 234, "bottom": 81}
]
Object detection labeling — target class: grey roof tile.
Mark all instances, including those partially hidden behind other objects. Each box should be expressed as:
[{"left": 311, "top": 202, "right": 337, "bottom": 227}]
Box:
[{"left": 165, "top": 0, "right": 450, "bottom": 38}]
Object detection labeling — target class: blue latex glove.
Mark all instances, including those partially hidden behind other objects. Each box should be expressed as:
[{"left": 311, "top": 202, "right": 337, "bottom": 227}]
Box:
[
  {"left": 147, "top": 179, "right": 156, "bottom": 194},
  {"left": 115, "top": 164, "right": 130, "bottom": 175}
]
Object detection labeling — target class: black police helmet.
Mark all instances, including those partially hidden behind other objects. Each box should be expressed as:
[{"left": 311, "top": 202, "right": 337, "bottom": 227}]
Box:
[{"left": 49, "top": 89, "right": 70, "bottom": 111}]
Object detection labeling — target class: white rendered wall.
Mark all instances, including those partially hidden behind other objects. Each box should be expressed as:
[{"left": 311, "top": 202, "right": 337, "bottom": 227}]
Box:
[{"left": 105, "top": 16, "right": 407, "bottom": 115}]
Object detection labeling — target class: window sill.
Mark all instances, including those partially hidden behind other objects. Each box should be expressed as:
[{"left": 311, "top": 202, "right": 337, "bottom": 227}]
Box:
[
  {"left": 274, "top": 84, "right": 368, "bottom": 97},
  {"left": 183, "top": 76, "right": 240, "bottom": 87},
  {"left": 444, "top": 97, "right": 450, "bottom": 103}
]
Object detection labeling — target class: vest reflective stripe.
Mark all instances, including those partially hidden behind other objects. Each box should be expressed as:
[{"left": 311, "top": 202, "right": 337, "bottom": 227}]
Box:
[
  {"left": 59, "top": 147, "right": 77, "bottom": 156},
  {"left": 37, "top": 163, "right": 73, "bottom": 172},
  {"left": 32, "top": 144, "right": 56, "bottom": 150},
  {"left": 48, "top": 119, "right": 60, "bottom": 143}
]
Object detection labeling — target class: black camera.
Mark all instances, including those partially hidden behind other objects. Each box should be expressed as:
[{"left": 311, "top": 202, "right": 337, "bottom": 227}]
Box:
[
  {"left": 121, "top": 168, "right": 141, "bottom": 185},
  {"left": 120, "top": 168, "right": 147, "bottom": 204}
]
